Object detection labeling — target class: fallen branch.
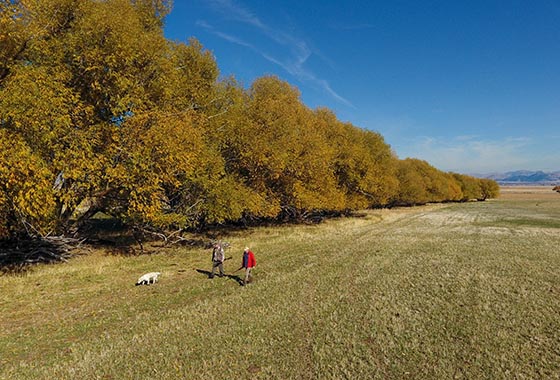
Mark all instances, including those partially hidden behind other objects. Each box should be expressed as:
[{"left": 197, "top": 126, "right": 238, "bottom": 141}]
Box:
[{"left": 0, "top": 236, "right": 84, "bottom": 271}]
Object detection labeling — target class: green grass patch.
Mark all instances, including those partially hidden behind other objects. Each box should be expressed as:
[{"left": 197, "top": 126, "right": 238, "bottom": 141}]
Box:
[
  {"left": 477, "top": 218, "right": 560, "bottom": 229},
  {"left": 1, "top": 200, "right": 559, "bottom": 379}
]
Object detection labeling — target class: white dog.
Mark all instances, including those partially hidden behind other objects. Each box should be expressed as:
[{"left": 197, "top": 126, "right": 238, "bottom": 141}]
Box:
[{"left": 136, "top": 272, "right": 161, "bottom": 286}]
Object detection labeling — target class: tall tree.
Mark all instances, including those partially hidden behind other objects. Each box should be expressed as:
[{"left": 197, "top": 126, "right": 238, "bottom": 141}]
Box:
[
  {"left": 0, "top": 0, "right": 210, "bottom": 234},
  {"left": 0, "top": 0, "right": 500, "bottom": 239},
  {"left": 479, "top": 178, "right": 500, "bottom": 200}
]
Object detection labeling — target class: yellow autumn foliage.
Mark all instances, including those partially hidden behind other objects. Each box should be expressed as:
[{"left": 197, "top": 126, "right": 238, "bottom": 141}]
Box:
[
  {"left": 0, "top": 0, "right": 499, "bottom": 238},
  {"left": 0, "top": 130, "right": 56, "bottom": 237}
]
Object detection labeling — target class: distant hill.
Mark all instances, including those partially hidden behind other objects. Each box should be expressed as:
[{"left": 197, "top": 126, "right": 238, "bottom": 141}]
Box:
[{"left": 475, "top": 170, "right": 560, "bottom": 185}]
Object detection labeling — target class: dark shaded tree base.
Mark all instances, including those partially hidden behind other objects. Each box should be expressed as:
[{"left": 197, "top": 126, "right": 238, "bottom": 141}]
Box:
[{"left": 0, "top": 236, "right": 83, "bottom": 274}]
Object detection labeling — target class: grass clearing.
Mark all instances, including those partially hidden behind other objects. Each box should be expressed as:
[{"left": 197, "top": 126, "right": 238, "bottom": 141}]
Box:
[{"left": 1, "top": 189, "right": 560, "bottom": 379}]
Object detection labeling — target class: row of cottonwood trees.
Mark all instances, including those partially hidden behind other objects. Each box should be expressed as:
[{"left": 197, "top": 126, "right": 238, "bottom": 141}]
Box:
[{"left": 0, "top": 0, "right": 499, "bottom": 239}]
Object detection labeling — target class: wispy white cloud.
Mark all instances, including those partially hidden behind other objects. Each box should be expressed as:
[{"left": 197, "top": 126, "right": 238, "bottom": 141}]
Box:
[
  {"left": 200, "top": 0, "right": 353, "bottom": 107},
  {"left": 207, "top": 0, "right": 265, "bottom": 28},
  {"left": 207, "top": 0, "right": 300, "bottom": 49},
  {"left": 375, "top": 115, "right": 560, "bottom": 173},
  {"left": 196, "top": 20, "right": 254, "bottom": 48},
  {"left": 261, "top": 52, "right": 354, "bottom": 108},
  {"left": 399, "top": 135, "right": 539, "bottom": 173}
]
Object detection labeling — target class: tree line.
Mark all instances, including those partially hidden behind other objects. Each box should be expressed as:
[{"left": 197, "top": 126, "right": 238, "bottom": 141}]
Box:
[{"left": 0, "top": 0, "right": 499, "bottom": 240}]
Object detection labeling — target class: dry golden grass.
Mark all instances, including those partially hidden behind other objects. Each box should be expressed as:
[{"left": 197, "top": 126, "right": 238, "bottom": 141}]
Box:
[
  {"left": 499, "top": 185, "right": 559, "bottom": 200},
  {"left": 1, "top": 197, "right": 559, "bottom": 379}
]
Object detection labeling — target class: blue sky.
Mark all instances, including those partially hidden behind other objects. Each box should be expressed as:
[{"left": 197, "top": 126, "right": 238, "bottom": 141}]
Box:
[{"left": 164, "top": 0, "right": 560, "bottom": 174}]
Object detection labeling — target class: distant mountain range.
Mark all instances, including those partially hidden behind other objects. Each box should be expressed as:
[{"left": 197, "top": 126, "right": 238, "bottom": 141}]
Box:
[{"left": 475, "top": 170, "right": 560, "bottom": 185}]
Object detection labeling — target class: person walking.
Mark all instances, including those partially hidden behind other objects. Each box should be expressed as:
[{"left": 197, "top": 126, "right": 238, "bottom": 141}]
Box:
[
  {"left": 241, "top": 247, "right": 256, "bottom": 286},
  {"left": 210, "top": 242, "right": 225, "bottom": 278}
]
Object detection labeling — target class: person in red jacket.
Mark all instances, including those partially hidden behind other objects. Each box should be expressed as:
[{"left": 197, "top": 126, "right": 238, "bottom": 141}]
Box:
[{"left": 241, "top": 247, "right": 256, "bottom": 286}]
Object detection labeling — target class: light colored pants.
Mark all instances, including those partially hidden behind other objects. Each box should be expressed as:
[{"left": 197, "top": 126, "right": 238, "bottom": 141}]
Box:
[{"left": 244, "top": 267, "right": 252, "bottom": 284}]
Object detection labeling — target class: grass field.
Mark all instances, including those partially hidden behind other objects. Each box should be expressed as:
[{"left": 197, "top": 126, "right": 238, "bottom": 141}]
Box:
[{"left": 1, "top": 187, "right": 559, "bottom": 379}]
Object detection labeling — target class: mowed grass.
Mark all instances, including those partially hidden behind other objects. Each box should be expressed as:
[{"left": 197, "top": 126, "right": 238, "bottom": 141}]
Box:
[{"left": 1, "top": 190, "right": 559, "bottom": 379}]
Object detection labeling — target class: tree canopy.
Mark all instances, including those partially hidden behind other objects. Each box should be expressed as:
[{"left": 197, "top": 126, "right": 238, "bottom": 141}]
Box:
[{"left": 0, "top": 0, "right": 499, "bottom": 239}]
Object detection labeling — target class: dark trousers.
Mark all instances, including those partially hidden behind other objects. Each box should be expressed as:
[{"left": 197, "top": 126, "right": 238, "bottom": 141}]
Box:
[{"left": 210, "top": 261, "right": 224, "bottom": 277}]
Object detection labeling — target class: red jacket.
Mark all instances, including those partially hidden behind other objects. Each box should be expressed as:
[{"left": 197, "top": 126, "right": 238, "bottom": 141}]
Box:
[{"left": 242, "top": 250, "right": 256, "bottom": 268}]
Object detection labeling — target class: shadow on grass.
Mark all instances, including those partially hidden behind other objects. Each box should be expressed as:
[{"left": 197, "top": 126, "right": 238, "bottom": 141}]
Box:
[
  {"left": 0, "top": 237, "right": 84, "bottom": 275},
  {"left": 2, "top": 210, "right": 335, "bottom": 274},
  {"left": 195, "top": 269, "right": 245, "bottom": 286}
]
